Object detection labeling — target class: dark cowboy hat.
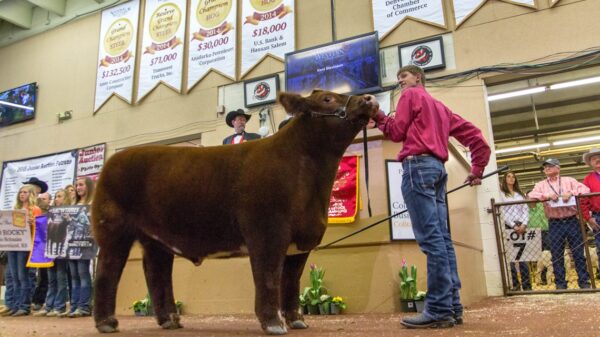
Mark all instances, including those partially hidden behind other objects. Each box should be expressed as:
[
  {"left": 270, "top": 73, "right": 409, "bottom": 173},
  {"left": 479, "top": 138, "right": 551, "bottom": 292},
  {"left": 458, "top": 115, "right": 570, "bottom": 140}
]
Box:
[
  {"left": 22, "top": 177, "right": 48, "bottom": 193},
  {"left": 540, "top": 158, "right": 560, "bottom": 168},
  {"left": 226, "top": 109, "right": 251, "bottom": 128},
  {"left": 583, "top": 148, "right": 600, "bottom": 167}
]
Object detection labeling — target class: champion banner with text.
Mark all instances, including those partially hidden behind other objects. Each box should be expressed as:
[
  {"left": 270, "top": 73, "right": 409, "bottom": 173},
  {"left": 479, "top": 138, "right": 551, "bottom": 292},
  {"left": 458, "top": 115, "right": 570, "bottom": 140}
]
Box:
[
  {"left": 94, "top": 0, "right": 139, "bottom": 111},
  {"left": 188, "top": 0, "right": 237, "bottom": 87},
  {"left": 0, "top": 210, "right": 31, "bottom": 252},
  {"left": 241, "top": 0, "right": 294, "bottom": 76},
  {"left": 328, "top": 156, "right": 359, "bottom": 224},
  {"left": 138, "top": 0, "right": 187, "bottom": 101},
  {"left": 0, "top": 150, "right": 77, "bottom": 211},
  {"left": 454, "top": 0, "right": 535, "bottom": 27},
  {"left": 371, "top": 0, "right": 445, "bottom": 39}
]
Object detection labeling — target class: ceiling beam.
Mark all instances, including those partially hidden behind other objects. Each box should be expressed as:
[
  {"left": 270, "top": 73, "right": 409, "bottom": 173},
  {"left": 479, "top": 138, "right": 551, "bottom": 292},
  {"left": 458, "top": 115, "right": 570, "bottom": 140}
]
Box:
[
  {"left": 26, "top": 0, "right": 66, "bottom": 16},
  {"left": 0, "top": 0, "right": 34, "bottom": 29}
]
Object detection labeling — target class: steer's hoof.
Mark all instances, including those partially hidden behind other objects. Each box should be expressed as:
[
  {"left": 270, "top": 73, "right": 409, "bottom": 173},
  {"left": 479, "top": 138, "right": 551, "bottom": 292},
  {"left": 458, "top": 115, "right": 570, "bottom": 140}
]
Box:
[
  {"left": 288, "top": 320, "right": 308, "bottom": 329},
  {"left": 96, "top": 316, "right": 119, "bottom": 333},
  {"left": 160, "top": 313, "right": 183, "bottom": 330},
  {"left": 265, "top": 325, "right": 288, "bottom": 335}
]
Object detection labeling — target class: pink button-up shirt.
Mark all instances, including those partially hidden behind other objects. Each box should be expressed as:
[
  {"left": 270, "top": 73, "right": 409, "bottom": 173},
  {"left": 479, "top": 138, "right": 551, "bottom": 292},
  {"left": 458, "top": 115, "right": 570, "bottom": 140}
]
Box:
[
  {"left": 528, "top": 175, "right": 590, "bottom": 219},
  {"left": 374, "top": 85, "right": 490, "bottom": 177}
]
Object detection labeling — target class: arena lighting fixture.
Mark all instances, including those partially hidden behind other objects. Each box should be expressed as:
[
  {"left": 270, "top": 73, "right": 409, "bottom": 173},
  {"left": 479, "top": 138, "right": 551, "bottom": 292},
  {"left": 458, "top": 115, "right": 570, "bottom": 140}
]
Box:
[
  {"left": 552, "top": 135, "right": 600, "bottom": 146},
  {"left": 495, "top": 143, "right": 550, "bottom": 155},
  {"left": 549, "top": 76, "right": 600, "bottom": 90},
  {"left": 0, "top": 100, "right": 34, "bottom": 111},
  {"left": 487, "top": 87, "right": 546, "bottom": 102}
]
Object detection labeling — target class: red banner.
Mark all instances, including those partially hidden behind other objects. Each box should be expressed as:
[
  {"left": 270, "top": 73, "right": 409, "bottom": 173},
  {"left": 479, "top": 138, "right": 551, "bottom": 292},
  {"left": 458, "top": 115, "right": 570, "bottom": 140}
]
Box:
[{"left": 328, "top": 156, "right": 359, "bottom": 224}]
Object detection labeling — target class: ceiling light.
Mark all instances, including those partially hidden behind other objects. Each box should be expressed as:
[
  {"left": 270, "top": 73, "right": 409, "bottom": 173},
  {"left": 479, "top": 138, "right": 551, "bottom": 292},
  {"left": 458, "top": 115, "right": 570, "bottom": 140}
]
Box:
[
  {"left": 0, "top": 100, "right": 34, "bottom": 111},
  {"left": 549, "top": 76, "right": 600, "bottom": 90},
  {"left": 552, "top": 135, "right": 600, "bottom": 146},
  {"left": 487, "top": 87, "right": 546, "bottom": 102},
  {"left": 495, "top": 143, "right": 550, "bottom": 155}
]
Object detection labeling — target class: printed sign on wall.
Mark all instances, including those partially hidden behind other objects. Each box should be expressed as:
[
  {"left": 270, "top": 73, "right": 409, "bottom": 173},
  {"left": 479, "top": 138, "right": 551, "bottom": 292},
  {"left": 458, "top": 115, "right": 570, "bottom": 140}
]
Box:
[
  {"left": 188, "top": 0, "right": 237, "bottom": 88},
  {"left": 94, "top": 0, "right": 139, "bottom": 112},
  {"left": 241, "top": 0, "right": 295, "bottom": 77},
  {"left": 76, "top": 143, "right": 106, "bottom": 178},
  {"left": 372, "top": 0, "right": 445, "bottom": 40},
  {"left": 386, "top": 160, "right": 414, "bottom": 240},
  {"left": 137, "top": 0, "right": 187, "bottom": 101},
  {"left": 0, "top": 210, "right": 30, "bottom": 251},
  {"left": 454, "top": 0, "right": 536, "bottom": 27}
]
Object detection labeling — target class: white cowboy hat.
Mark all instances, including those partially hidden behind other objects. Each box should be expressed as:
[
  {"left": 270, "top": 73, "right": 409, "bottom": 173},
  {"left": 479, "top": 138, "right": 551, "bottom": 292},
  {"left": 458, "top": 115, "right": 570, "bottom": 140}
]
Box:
[{"left": 583, "top": 148, "right": 600, "bottom": 167}]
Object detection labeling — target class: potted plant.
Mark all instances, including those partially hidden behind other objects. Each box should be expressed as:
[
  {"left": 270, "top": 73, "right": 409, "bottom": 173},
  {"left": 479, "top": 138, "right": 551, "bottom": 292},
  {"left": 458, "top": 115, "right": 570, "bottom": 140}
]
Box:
[
  {"left": 413, "top": 291, "right": 426, "bottom": 313},
  {"left": 330, "top": 296, "right": 347, "bottom": 315},
  {"left": 175, "top": 300, "right": 184, "bottom": 315},
  {"left": 131, "top": 294, "right": 153, "bottom": 316},
  {"left": 303, "top": 264, "right": 328, "bottom": 315},
  {"left": 398, "top": 258, "right": 417, "bottom": 312}
]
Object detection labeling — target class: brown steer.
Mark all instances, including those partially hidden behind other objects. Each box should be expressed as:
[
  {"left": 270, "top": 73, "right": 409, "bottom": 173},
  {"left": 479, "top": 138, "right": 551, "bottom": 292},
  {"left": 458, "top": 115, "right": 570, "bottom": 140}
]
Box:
[{"left": 92, "top": 90, "right": 378, "bottom": 335}]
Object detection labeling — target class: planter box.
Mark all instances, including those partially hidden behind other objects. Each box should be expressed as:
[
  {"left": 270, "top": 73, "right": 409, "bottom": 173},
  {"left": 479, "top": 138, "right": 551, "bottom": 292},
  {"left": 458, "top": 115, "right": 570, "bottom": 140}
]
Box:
[
  {"left": 329, "top": 303, "right": 340, "bottom": 315},
  {"left": 307, "top": 304, "right": 319, "bottom": 315},
  {"left": 400, "top": 299, "right": 416, "bottom": 312},
  {"left": 414, "top": 300, "right": 424, "bottom": 313}
]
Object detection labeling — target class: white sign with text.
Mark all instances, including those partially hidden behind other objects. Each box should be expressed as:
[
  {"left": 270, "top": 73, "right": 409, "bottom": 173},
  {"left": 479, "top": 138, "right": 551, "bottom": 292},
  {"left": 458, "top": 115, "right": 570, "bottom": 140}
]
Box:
[{"left": 386, "top": 161, "right": 414, "bottom": 240}]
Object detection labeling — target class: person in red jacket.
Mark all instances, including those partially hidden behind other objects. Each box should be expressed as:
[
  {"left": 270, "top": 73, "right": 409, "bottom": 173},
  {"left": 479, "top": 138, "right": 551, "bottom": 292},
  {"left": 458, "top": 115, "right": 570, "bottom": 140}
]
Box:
[
  {"left": 581, "top": 148, "right": 600, "bottom": 276},
  {"left": 371, "top": 65, "right": 491, "bottom": 329}
]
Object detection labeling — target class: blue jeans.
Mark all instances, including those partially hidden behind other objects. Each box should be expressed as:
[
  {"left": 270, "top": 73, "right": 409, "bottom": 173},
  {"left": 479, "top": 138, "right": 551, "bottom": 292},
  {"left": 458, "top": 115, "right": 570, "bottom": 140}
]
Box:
[
  {"left": 548, "top": 216, "right": 590, "bottom": 288},
  {"left": 593, "top": 213, "right": 600, "bottom": 273},
  {"left": 7, "top": 251, "right": 32, "bottom": 312},
  {"left": 3, "top": 266, "right": 15, "bottom": 310},
  {"left": 45, "top": 260, "right": 68, "bottom": 312},
  {"left": 68, "top": 259, "right": 91, "bottom": 312},
  {"left": 401, "top": 156, "right": 461, "bottom": 320}
]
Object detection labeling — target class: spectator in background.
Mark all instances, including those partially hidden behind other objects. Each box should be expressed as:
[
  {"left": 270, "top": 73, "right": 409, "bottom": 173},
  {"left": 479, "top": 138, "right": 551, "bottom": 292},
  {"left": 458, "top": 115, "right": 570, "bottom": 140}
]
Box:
[
  {"left": 65, "top": 184, "right": 76, "bottom": 203},
  {"left": 31, "top": 192, "right": 51, "bottom": 312},
  {"left": 22, "top": 177, "right": 48, "bottom": 196},
  {"left": 499, "top": 171, "right": 531, "bottom": 291},
  {"left": 525, "top": 189, "right": 550, "bottom": 285},
  {"left": 529, "top": 158, "right": 591, "bottom": 289},
  {"left": 580, "top": 148, "right": 600, "bottom": 277},
  {"left": 222, "top": 109, "right": 261, "bottom": 145}
]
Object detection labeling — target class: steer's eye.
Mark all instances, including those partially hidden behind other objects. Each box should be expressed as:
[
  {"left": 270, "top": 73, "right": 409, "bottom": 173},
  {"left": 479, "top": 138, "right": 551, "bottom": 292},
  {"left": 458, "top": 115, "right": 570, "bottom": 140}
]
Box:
[{"left": 323, "top": 96, "right": 332, "bottom": 103}]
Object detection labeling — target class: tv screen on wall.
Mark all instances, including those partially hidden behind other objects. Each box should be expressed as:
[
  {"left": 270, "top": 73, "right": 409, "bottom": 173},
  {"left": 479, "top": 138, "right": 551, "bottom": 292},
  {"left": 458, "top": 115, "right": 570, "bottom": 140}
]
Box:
[
  {"left": 285, "top": 32, "right": 381, "bottom": 96},
  {"left": 0, "top": 82, "right": 38, "bottom": 127}
]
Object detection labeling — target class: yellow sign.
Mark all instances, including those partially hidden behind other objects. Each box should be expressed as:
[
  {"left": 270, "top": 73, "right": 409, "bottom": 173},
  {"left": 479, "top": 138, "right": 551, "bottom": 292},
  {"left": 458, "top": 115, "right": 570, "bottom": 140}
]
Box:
[
  {"left": 104, "top": 18, "right": 134, "bottom": 56},
  {"left": 249, "top": 0, "right": 282, "bottom": 12},
  {"left": 150, "top": 3, "right": 182, "bottom": 43},
  {"left": 197, "top": 0, "right": 232, "bottom": 28}
]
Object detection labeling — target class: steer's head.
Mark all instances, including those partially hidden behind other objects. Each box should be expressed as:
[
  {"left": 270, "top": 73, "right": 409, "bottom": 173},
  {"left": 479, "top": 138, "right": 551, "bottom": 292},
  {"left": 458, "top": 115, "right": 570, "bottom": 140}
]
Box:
[{"left": 278, "top": 90, "right": 379, "bottom": 127}]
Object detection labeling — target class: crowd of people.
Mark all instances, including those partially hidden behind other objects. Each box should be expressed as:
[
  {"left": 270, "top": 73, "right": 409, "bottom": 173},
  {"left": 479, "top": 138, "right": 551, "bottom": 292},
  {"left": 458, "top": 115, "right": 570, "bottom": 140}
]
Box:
[
  {"left": 0, "top": 177, "right": 95, "bottom": 317},
  {"left": 499, "top": 148, "right": 600, "bottom": 291}
]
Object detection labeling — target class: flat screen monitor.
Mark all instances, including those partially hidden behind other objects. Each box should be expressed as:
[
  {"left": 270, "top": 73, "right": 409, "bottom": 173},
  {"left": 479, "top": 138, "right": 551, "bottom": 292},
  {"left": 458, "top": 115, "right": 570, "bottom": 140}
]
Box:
[
  {"left": 0, "top": 82, "right": 38, "bottom": 127},
  {"left": 285, "top": 32, "right": 381, "bottom": 96}
]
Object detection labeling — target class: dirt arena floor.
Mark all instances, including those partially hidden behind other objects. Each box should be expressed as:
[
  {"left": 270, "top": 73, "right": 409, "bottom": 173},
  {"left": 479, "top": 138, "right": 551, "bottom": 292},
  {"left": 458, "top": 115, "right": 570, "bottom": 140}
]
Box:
[{"left": 1, "top": 293, "right": 599, "bottom": 337}]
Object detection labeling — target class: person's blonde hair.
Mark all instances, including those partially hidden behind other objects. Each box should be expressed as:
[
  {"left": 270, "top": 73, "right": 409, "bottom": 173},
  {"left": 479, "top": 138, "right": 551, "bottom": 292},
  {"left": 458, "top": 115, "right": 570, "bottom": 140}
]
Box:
[
  {"left": 76, "top": 177, "right": 95, "bottom": 205},
  {"left": 14, "top": 184, "right": 38, "bottom": 209},
  {"left": 397, "top": 65, "right": 426, "bottom": 85},
  {"left": 64, "top": 184, "right": 76, "bottom": 205},
  {"left": 53, "top": 189, "right": 72, "bottom": 206}
]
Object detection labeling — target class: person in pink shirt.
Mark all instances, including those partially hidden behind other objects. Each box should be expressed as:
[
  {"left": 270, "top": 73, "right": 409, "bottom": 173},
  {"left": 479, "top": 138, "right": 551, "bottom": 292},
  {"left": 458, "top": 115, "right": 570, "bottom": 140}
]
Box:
[
  {"left": 372, "top": 65, "right": 491, "bottom": 329},
  {"left": 580, "top": 148, "right": 600, "bottom": 277},
  {"left": 528, "top": 158, "right": 590, "bottom": 289}
]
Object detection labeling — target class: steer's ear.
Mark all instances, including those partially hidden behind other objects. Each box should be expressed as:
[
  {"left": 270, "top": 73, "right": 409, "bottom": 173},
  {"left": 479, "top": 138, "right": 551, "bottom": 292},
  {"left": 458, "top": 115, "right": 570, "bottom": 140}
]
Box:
[{"left": 278, "top": 92, "right": 310, "bottom": 116}]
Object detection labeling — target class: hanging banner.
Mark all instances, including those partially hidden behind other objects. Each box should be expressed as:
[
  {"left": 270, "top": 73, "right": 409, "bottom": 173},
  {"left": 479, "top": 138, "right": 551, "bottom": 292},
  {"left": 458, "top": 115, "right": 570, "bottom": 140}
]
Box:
[
  {"left": 241, "top": 0, "right": 295, "bottom": 77},
  {"left": 0, "top": 210, "right": 31, "bottom": 251},
  {"left": 550, "top": 0, "right": 561, "bottom": 7},
  {"left": 328, "top": 156, "right": 359, "bottom": 224},
  {"left": 454, "top": 0, "right": 536, "bottom": 27},
  {"left": 94, "top": 0, "right": 140, "bottom": 112},
  {"left": 46, "top": 205, "right": 97, "bottom": 260},
  {"left": 76, "top": 143, "right": 106, "bottom": 177},
  {"left": 188, "top": 0, "right": 237, "bottom": 88},
  {"left": 0, "top": 150, "right": 77, "bottom": 211},
  {"left": 27, "top": 214, "right": 54, "bottom": 267},
  {"left": 137, "top": 0, "right": 187, "bottom": 101},
  {"left": 372, "top": 0, "right": 445, "bottom": 40},
  {"left": 386, "top": 160, "right": 414, "bottom": 240}
]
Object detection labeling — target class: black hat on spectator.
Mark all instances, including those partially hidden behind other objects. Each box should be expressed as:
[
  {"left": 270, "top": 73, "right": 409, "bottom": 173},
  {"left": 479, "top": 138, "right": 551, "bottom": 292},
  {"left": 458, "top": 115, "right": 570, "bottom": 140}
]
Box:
[
  {"left": 226, "top": 109, "right": 251, "bottom": 128},
  {"left": 22, "top": 177, "right": 48, "bottom": 193},
  {"left": 541, "top": 158, "right": 560, "bottom": 168}
]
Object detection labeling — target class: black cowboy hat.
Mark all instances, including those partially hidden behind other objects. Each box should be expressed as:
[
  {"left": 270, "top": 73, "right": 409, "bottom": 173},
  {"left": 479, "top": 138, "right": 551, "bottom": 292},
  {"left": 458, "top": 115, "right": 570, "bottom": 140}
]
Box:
[
  {"left": 226, "top": 109, "right": 251, "bottom": 128},
  {"left": 22, "top": 177, "right": 48, "bottom": 193}
]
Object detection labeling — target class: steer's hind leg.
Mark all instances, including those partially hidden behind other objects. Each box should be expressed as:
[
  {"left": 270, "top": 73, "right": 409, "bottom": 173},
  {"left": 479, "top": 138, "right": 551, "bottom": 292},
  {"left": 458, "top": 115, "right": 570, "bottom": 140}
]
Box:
[
  {"left": 281, "top": 252, "right": 310, "bottom": 329},
  {"left": 139, "top": 237, "right": 181, "bottom": 330},
  {"left": 248, "top": 243, "right": 288, "bottom": 335},
  {"left": 94, "top": 232, "right": 135, "bottom": 333}
]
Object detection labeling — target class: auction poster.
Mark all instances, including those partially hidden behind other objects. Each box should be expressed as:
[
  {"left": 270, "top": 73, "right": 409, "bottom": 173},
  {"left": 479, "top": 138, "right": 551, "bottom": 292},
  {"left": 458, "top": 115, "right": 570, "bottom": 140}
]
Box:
[
  {"left": 372, "top": 0, "right": 445, "bottom": 39},
  {"left": 241, "top": 0, "right": 294, "bottom": 76},
  {"left": 385, "top": 160, "right": 414, "bottom": 240},
  {"left": 0, "top": 210, "right": 31, "bottom": 252},
  {"left": 94, "top": 0, "right": 139, "bottom": 112},
  {"left": 137, "top": 0, "right": 187, "bottom": 101},
  {"left": 187, "top": 0, "right": 237, "bottom": 88},
  {"left": 328, "top": 156, "right": 359, "bottom": 224},
  {"left": 0, "top": 151, "right": 77, "bottom": 210},
  {"left": 46, "top": 205, "right": 96, "bottom": 260},
  {"left": 76, "top": 143, "right": 106, "bottom": 178}
]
